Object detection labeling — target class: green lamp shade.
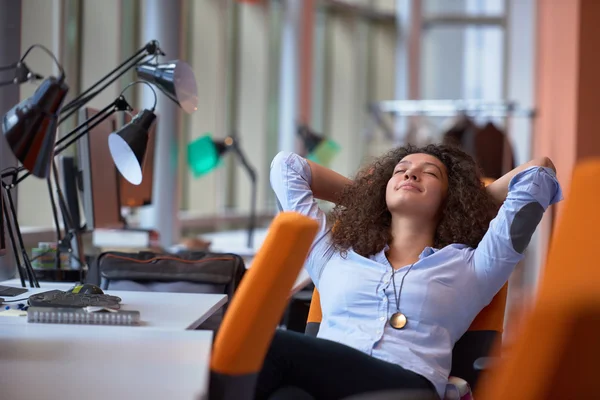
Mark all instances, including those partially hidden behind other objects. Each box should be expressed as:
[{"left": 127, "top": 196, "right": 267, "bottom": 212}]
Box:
[
  {"left": 307, "top": 138, "right": 340, "bottom": 167},
  {"left": 187, "top": 134, "right": 222, "bottom": 177}
]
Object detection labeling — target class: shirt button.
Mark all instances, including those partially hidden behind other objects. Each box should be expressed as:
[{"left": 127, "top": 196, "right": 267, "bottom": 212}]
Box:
[{"left": 379, "top": 317, "right": 385, "bottom": 321}]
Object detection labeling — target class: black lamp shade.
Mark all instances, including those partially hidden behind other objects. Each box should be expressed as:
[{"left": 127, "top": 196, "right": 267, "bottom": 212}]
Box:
[
  {"left": 297, "top": 124, "right": 322, "bottom": 153},
  {"left": 136, "top": 61, "right": 198, "bottom": 114},
  {"left": 108, "top": 109, "right": 156, "bottom": 185},
  {"left": 2, "top": 77, "right": 69, "bottom": 178}
]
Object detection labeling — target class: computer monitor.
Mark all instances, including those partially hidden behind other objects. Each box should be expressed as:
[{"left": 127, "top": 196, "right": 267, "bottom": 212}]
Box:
[
  {"left": 0, "top": 186, "right": 6, "bottom": 257},
  {"left": 118, "top": 111, "right": 156, "bottom": 208},
  {"left": 58, "top": 155, "right": 82, "bottom": 231},
  {"left": 76, "top": 107, "right": 124, "bottom": 231}
]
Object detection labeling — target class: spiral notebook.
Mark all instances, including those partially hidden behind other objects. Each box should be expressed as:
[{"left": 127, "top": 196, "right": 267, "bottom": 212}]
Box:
[{"left": 27, "top": 306, "right": 140, "bottom": 326}]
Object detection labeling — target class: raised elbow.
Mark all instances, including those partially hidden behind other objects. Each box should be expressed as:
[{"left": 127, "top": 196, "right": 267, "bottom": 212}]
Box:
[{"left": 537, "top": 156, "right": 556, "bottom": 173}]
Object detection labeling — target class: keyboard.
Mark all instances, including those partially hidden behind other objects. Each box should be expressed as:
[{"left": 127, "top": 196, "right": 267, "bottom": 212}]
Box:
[{"left": 0, "top": 285, "right": 28, "bottom": 297}]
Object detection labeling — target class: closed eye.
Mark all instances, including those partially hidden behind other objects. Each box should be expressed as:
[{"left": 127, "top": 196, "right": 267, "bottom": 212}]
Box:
[
  {"left": 394, "top": 170, "right": 405, "bottom": 175},
  {"left": 425, "top": 171, "right": 438, "bottom": 178}
]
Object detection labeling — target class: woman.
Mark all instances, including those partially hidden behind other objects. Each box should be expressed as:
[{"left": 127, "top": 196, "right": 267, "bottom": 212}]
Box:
[{"left": 257, "top": 144, "right": 562, "bottom": 400}]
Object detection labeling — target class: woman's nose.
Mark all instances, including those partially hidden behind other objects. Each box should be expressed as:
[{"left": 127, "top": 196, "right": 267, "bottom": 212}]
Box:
[{"left": 403, "top": 171, "right": 418, "bottom": 181}]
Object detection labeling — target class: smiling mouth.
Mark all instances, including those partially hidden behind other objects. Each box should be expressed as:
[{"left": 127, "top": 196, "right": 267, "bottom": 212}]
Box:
[{"left": 398, "top": 184, "right": 421, "bottom": 192}]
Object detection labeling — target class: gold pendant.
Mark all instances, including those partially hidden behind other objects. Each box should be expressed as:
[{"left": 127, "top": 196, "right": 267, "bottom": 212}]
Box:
[{"left": 389, "top": 312, "right": 407, "bottom": 329}]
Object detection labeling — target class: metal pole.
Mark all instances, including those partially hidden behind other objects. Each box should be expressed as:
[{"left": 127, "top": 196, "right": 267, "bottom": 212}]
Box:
[
  {"left": 278, "top": 0, "right": 302, "bottom": 153},
  {"left": 138, "top": 0, "right": 183, "bottom": 247}
]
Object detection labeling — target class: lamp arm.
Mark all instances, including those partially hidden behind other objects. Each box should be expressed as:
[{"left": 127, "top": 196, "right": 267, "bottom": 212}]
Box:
[
  {"left": 231, "top": 143, "right": 257, "bottom": 248},
  {"left": 59, "top": 40, "right": 162, "bottom": 118},
  {"left": 0, "top": 179, "right": 39, "bottom": 288},
  {"left": 46, "top": 173, "right": 62, "bottom": 271},
  {"left": 1, "top": 187, "right": 27, "bottom": 287},
  {"left": 0, "top": 60, "right": 43, "bottom": 86},
  {"left": 58, "top": 54, "right": 150, "bottom": 122}
]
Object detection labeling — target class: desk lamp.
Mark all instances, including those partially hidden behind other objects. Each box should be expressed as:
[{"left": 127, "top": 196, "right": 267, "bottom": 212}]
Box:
[
  {"left": 136, "top": 60, "right": 198, "bottom": 114},
  {"left": 2, "top": 45, "right": 69, "bottom": 179},
  {"left": 0, "top": 44, "right": 69, "bottom": 287},
  {"left": 1, "top": 39, "right": 197, "bottom": 287},
  {"left": 297, "top": 124, "right": 340, "bottom": 167},
  {"left": 187, "top": 134, "right": 257, "bottom": 248},
  {"left": 1, "top": 80, "right": 156, "bottom": 288}
]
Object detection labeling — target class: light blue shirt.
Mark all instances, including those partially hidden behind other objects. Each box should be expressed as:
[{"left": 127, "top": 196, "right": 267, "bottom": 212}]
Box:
[{"left": 270, "top": 151, "right": 563, "bottom": 398}]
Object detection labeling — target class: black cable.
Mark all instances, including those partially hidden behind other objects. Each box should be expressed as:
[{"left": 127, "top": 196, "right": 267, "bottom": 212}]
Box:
[
  {"left": 2, "top": 297, "right": 30, "bottom": 303},
  {"left": 120, "top": 80, "right": 158, "bottom": 111},
  {"left": 29, "top": 247, "right": 55, "bottom": 263},
  {"left": 20, "top": 44, "right": 65, "bottom": 79}
]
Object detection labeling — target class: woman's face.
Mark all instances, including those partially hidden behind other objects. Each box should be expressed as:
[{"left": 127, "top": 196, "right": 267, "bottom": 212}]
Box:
[{"left": 385, "top": 153, "right": 449, "bottom": 218}]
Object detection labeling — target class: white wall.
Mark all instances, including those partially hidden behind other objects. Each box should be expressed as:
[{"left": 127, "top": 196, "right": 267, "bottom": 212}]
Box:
[
  {"left": 17, "top": 0, "right": 123, "bottom": 228},
  {"left": 232, "top": 3, "right": 271, "bottom": 215},
  {"left": 17, "top": 0, "right": 64, "bottom": 227}
]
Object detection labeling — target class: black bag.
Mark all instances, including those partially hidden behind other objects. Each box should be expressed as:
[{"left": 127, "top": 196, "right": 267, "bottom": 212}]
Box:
[{"left": 96, "top": 250, "right": 246, "bottom": 331}]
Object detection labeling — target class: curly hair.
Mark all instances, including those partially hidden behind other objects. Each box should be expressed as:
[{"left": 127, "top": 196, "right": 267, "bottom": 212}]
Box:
[{"left": 329, "top": 144, "right": 499, "bottom": 257}]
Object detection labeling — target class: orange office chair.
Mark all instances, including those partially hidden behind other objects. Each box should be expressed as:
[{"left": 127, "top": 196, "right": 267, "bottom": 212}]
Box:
[
  {"left": 475, "top": 159, "right": 600, "bottom": 399},
  {"left": 209, "top": 212, "right": 319, "bottom": 400}
]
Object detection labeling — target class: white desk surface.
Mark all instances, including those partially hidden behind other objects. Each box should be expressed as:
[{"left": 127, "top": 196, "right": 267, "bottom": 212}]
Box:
[
  {"left": 0, "top": 324, "right": 212, "bottom": 400},
  {"left": 200, "top": 228, "right": 313, "bottom": 294},
  {"left": 0, "top": 279, "right": 227, "bottom": 330}
]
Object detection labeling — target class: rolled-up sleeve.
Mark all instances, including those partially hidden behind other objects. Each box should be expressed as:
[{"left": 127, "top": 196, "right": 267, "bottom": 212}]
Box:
[
  {"left": 270, "top": 151, "right": 334, "bottom": 286},
  {"left": 470, "top": 166, "right": 563, "bottom": 305}
]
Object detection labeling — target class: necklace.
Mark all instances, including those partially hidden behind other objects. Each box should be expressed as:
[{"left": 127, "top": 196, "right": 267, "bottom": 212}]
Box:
[{"left": 388, "top": 263, "right": 415, "bottom": 329}]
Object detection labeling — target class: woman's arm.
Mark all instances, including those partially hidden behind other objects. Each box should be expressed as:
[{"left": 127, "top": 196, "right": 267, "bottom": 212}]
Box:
[
  {"left": 486, "top": 157, "right": 557, "bottom": 205},
  {"left": 305, "top": 159, "right": 352, "bottom": 204},
  {"left": 270, "top": 152, "right": 340, "bottom": 287},
  {"left": 472, "top": 160, "right": 562, "bottom": 306}
]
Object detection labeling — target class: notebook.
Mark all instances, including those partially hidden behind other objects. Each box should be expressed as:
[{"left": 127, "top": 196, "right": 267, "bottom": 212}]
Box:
[{"left": 27, "top": 306, "right": 140, "bottom": 326}]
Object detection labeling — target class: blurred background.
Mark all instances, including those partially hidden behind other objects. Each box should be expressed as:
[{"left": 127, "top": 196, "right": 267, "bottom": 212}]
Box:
[{"left": 0, "top": 0, "right": 593, "bottom": 336}]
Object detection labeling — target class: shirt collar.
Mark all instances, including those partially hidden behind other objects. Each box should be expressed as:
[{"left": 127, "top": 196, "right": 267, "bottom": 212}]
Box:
[{"left": 375, "top": 245, "right": 439, "bottom": 264}]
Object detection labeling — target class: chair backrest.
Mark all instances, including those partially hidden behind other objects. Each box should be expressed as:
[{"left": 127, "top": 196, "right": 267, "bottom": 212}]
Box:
[
  {"left": 209, "top": 212, "right": 319, "bottom": 400},
  {"left": 305, "top": 176, "right": 506, "bottom": 389},
  {"left": 476, "top": 159, "right": 600, "bottom": 399}
]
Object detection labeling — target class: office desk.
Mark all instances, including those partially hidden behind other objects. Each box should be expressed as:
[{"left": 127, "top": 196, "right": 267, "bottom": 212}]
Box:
[
  {"left": 0, "top": 324, "right": 212, "bottom": 400},
  {"left": 0, "top": 279, "right": 227, "bottom": 330}
]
